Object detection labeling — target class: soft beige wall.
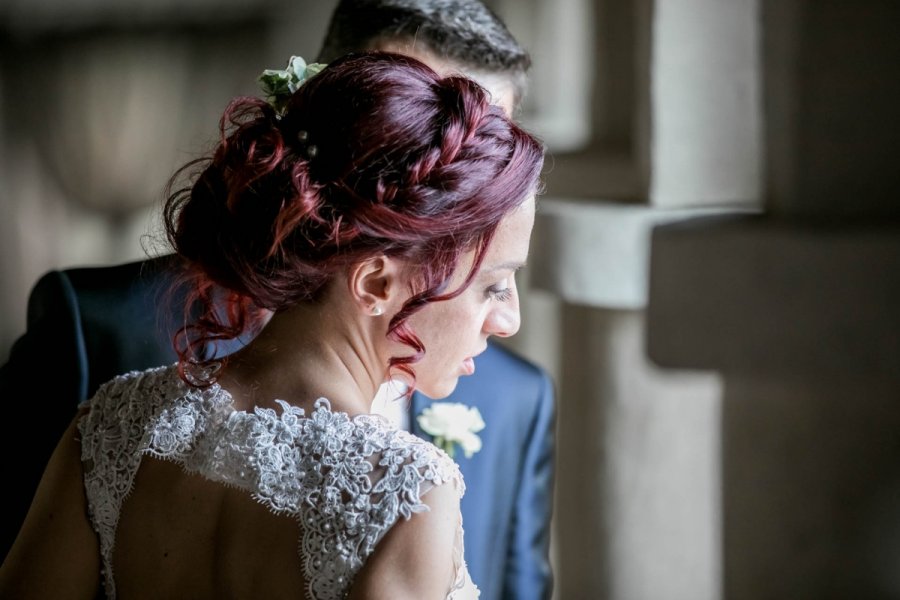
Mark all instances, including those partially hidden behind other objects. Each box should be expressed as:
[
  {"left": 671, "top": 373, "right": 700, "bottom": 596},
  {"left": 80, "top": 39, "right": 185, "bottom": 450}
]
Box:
[{"left": 0, "top": 2, "right": 334, "bottom": 360}]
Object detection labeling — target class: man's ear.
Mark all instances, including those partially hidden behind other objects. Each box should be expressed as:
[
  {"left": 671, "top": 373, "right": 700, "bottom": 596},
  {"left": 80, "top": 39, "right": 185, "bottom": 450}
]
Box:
[{"left": 348, "top": 255, "right": 406, "bottom": 315}]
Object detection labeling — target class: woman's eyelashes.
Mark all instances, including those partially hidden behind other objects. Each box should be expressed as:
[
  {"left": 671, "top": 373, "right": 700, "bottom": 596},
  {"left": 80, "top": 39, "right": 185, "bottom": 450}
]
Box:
[{"left": 487, "top": 282, "right": 513, "bottom": 302}]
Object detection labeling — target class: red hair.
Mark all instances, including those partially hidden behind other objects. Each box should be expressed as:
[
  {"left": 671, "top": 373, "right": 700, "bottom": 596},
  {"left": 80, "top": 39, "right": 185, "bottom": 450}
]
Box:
[{"left": 164, "top": 51, "right": 544, "bottom": 387}]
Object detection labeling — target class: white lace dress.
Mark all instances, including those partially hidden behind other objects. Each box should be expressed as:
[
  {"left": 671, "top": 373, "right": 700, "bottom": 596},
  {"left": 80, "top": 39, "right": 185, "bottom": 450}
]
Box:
[{"left": 76, "top": 364, "right": 480, "bottom": 600}]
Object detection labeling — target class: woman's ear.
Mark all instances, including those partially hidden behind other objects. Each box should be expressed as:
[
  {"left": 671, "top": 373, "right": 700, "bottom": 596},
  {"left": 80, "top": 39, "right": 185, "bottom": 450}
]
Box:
[{"left": 348, "top": 255, "right": 406, "bottom": 316}]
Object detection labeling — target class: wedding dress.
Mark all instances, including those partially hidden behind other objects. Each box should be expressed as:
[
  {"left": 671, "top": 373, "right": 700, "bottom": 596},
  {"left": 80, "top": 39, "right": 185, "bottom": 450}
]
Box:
[{"left": 77, "top": 364, "right": 480, "bottom": 599}]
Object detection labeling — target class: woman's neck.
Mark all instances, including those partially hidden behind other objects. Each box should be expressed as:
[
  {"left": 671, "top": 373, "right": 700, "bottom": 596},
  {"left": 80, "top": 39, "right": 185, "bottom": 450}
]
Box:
[{"left": 215, "top": 302, "right": 386, "bottom": 417}]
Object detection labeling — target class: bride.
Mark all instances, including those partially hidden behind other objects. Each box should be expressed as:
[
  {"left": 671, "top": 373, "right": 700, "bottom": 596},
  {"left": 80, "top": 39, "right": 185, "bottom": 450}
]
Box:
[{"left": 0, "top": 51, "right": 544, "bottom": 599}]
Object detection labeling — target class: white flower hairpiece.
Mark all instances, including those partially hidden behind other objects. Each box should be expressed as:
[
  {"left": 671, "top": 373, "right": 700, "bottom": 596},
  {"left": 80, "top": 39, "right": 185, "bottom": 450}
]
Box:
[
  {"left": 417, "top": 402, "right": 485, "bottom": 459},
  {"left": 258, "top": 55, "right": 327, "bottom": 115}
]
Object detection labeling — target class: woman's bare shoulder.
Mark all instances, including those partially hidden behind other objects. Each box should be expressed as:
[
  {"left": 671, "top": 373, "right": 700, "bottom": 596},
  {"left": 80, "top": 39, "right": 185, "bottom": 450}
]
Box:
[
  {"left": 348, "top": 477, "right": 461, "bottom": 600},
  {"left": 0, "top": 414, "right": 101, "bottom": 599}
]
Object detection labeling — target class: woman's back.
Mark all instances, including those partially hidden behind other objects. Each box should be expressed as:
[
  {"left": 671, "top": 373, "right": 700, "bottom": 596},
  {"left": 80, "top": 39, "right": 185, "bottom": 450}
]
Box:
[
  {"left": 79, "top": 365, "right": 468, "bottom": 599},
  {"left": 113, "top": 459, "right": 304, "bottom": 599}
]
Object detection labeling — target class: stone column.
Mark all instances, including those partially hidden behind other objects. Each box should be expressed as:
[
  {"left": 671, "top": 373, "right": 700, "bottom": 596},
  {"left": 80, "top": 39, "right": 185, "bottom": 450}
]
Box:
[
  {"left": 522, "top": 0, "right": 761, "bottom": 597},
  {"left": 646, "top": 1, "right": 900, "bottom": 598}
]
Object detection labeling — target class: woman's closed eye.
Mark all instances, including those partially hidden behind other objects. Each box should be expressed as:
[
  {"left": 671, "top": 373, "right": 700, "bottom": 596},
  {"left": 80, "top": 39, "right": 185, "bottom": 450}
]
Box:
[{"left": 487, "top": 284, "right": 513, "bottom": 302}]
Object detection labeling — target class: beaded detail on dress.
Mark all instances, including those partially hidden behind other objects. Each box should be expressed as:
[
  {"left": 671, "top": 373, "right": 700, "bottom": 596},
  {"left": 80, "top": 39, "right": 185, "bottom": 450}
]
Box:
[{"left": 77, "top": 364, "right": 478, "bottom": 600}]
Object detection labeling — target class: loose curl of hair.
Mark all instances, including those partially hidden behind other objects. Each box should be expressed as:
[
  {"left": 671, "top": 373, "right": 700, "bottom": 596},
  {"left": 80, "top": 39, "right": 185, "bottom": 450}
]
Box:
[{"left": 164, "top": 51, "right": 544, "bottom": 388}]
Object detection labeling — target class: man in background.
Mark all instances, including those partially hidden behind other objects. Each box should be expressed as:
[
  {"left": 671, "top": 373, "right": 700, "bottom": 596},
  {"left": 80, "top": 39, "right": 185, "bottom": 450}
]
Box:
[{"left": 0, "top": 2, "right": 555, "bottom": 598}]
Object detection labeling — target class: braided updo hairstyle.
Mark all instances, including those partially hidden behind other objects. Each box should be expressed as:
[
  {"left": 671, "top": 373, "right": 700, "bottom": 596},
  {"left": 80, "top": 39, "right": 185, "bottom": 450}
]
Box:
[{"left": 164, "top": 51, "right": 544, "bottom": 385}]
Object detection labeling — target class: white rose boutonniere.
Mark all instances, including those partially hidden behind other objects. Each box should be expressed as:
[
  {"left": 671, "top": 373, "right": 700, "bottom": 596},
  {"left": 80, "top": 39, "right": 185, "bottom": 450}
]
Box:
[{"left": 417, "top": 402, "right": 485, "bottom": 459}]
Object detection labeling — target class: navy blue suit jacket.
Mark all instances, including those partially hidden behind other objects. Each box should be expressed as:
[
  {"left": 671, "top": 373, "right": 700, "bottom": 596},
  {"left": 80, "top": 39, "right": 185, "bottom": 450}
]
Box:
[
  {"left": 1, "top": 256, "right": 556, "bottom": 599},
  {"left": 411, "top": 346, "right": 555, "bottom": 600}
]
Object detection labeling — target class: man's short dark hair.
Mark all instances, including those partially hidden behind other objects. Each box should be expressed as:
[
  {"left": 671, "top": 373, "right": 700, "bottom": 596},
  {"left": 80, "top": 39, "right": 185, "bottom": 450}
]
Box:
[{"left": 317, "top": 0, "right": 530, "bottom": 102}]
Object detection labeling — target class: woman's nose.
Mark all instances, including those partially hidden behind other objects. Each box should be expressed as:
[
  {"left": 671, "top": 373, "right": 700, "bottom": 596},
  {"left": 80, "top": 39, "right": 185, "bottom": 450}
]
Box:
[{"left": 485, "top": 295, "right": 521, "bottom": 338}]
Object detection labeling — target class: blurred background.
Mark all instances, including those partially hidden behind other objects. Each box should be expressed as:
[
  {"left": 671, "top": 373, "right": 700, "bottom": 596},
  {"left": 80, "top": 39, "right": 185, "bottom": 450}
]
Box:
[{"left": 2, "top": 0, "right": 899, "bottom": 598}]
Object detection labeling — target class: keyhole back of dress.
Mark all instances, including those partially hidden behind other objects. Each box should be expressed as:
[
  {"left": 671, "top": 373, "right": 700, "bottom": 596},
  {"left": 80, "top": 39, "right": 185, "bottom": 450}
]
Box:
[{"left": 113, "top": 456, "right": 307, "bottom": 599}]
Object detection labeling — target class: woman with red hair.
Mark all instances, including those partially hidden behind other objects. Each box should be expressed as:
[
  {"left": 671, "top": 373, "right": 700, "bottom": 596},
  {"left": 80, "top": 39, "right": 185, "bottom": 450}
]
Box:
[{"left": 0, "top": 51, "right": 543, "bottom": 600}]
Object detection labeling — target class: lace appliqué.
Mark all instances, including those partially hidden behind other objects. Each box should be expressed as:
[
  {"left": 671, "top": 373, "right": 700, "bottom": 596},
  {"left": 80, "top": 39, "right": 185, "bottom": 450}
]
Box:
[{"left": 77, "top": 365, "right": 466, "bottom": 600}]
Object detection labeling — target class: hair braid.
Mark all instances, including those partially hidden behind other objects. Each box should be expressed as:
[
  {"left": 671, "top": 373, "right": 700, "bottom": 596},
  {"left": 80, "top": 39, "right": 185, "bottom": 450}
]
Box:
[{"left": 164, "top": 51, "right": 544, "bottom": 386}]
